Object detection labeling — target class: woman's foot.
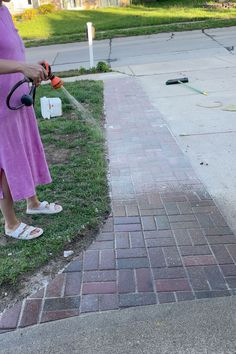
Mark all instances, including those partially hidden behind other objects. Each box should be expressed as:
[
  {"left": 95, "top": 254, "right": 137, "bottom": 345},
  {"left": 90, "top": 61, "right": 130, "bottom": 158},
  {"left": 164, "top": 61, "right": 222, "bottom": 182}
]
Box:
[
  {"left": 5, "top": 222, "right": 43, "bottom": 240},
  {"left": 26, "top": 201, "right": 63, "bottom": 215}
]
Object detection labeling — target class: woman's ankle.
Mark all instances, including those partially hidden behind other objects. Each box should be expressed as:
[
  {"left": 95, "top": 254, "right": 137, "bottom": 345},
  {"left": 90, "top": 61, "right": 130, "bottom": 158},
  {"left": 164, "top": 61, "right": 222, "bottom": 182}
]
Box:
[
  {"left": 27, "top": 196, "right": 40, "bottom": 209},
  {"left": 5, "top": 220, "right": 20, "bottom": 231},
  {"left": 27, "top": 201, "right": 41, "bottom": 209}
]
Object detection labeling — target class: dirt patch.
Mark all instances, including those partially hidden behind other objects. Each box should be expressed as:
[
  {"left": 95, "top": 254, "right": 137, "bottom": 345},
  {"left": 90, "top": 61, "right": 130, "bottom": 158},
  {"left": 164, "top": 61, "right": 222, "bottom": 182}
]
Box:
[
  {"left": 43, "top": 127, "right": 82, "bottom": 165},
  {"left": 44, "top": 145, "right": 71, "bottom": 165}
]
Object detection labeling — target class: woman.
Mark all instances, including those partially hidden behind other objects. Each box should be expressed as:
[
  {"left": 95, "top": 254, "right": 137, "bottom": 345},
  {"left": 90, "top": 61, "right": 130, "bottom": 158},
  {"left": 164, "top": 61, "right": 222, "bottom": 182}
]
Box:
[{"left": 0, "top": 0, "right": 62, "bottom": 240}]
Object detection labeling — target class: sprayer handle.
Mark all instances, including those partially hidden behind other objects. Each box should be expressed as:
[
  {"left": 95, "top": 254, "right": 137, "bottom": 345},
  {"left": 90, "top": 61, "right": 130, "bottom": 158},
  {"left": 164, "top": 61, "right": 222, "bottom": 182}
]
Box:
[{"left": 41, "top": 61, "right": 52, "bottom": 80}]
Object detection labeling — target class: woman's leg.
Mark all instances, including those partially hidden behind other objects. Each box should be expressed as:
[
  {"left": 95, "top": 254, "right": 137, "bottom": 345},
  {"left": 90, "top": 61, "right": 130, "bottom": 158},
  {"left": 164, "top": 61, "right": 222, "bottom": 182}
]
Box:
[
  {"left": 0, "top": 170, "right": 19, "bottom": 230},
  {"left": 26, "top": 195, "right": 40, "bottom": 210},
  {"left": 0, "top": 171, "right": 41, "bottom": 235}
]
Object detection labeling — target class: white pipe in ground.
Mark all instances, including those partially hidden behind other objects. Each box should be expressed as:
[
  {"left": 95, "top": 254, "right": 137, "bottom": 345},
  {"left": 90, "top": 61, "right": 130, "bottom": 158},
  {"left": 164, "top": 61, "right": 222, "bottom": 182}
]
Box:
[{"left": 87, "top": 22, "right": 94, "bottom": 69}]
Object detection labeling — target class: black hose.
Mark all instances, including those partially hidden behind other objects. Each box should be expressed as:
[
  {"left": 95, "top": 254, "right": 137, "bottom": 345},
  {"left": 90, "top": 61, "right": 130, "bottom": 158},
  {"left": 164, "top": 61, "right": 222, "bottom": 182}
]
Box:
[{"left": 6, "top": 78, "right": 36, "bottom": 110}]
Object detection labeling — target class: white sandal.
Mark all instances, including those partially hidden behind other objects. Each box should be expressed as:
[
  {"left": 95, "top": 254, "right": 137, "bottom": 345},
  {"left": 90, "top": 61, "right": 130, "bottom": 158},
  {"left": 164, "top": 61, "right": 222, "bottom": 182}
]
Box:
[
  {"left": 5, "top": 222, "right": 43, "bottom": 240},
  {"left": 26, "top": 201, "right": 63, "bottom": 215}
]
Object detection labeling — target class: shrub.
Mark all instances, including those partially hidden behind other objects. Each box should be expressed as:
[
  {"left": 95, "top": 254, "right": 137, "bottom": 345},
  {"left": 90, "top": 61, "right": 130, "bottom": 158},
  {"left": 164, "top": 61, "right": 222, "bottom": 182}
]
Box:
[
  {"left": 79, "top": 67, "right": 87, "bottom": 75},
  {"left": 96, "top": 61, "right": 111, "bottom": 72},
  {"left": 21, "top": 9, "right": 37, "bottom": 21},
  {"left": 37, "top": 4, "right": 56, "bottom": 14}
]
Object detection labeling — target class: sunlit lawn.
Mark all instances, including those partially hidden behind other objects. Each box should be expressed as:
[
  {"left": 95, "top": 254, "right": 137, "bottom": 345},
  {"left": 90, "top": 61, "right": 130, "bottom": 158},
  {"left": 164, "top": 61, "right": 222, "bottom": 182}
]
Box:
[{"left": 15, "top": 0, "right": 236, "bottom": 45}]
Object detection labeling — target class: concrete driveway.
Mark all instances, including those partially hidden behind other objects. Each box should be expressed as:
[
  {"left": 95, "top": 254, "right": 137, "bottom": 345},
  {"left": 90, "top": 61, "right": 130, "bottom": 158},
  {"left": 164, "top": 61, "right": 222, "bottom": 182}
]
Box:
[{"left": 133, "top": 29, "right": 236, "bottom": 234}]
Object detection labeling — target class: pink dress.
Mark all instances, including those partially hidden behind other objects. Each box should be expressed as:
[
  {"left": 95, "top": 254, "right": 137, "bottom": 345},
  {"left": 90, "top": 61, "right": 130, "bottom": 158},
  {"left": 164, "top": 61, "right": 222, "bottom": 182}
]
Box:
[{"left": 0, "top": 5, "right": 51, "bottom": 201}]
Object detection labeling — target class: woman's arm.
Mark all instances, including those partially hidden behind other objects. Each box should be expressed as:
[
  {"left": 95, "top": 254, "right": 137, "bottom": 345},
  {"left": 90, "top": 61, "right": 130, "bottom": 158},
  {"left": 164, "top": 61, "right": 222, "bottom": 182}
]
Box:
[{"left": 0, "top": 59, "right": 47, "bottom": 85}]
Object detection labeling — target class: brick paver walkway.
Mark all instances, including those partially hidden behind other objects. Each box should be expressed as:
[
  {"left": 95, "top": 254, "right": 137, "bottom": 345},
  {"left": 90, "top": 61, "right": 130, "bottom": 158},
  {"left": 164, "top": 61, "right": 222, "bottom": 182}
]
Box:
[{"left": 1, "top": 77, "right": 236, "bottom": 332}]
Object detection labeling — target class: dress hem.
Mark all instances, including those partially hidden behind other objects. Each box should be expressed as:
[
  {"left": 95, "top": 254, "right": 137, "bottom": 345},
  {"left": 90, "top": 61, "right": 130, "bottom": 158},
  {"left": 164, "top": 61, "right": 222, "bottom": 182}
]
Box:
[{"left": 0, "top": 178, "right": 52, "bottom": 202}]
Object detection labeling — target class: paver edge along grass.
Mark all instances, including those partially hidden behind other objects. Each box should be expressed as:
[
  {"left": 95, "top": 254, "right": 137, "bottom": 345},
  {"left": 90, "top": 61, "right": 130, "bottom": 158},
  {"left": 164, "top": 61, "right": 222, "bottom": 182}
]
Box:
[
  {"left": 0, "top": 80, "right": 110, "bottom": 288},
  {"left": 15, "top": 0, "right": 236, "bottom": 47}
]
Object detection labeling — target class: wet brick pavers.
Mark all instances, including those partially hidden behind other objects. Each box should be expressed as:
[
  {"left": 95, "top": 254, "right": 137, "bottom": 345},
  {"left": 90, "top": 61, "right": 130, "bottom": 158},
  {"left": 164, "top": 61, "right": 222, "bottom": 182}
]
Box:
[{"left": 1, "top": 77, "right": 236, "bottom": 331}]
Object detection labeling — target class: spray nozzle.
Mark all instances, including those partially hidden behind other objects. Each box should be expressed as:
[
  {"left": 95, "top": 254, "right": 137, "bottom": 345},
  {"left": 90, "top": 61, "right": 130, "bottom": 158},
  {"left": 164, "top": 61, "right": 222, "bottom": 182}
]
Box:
[{"left": 41, "top": 61, "right": 64, "bottom": 89}]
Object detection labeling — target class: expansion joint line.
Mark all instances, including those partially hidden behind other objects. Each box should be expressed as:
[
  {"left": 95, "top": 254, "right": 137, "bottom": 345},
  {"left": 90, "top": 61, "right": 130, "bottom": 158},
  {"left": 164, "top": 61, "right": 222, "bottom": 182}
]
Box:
[
  {"left": 202, "top": 29, "right": 234, "bottom": 54},
  {"left": 107, "top": 38, "right": 113, "bottom": 68}
]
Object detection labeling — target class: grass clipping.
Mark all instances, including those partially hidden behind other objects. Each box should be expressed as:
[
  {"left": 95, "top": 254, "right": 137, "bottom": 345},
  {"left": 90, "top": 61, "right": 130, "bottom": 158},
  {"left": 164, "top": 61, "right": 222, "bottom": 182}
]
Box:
[{"left": 0, "top": 80, "right": 110, "bottom": 287}]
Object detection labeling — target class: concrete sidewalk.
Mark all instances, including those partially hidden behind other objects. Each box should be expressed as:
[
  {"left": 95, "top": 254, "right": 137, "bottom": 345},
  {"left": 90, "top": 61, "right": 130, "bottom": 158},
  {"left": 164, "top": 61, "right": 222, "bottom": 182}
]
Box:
[
  {"left": 25, "top": 27, "right": 236, "bottom": 72},
  {"left": 1, "top": 296, "right": 236, "bottom": 353}
]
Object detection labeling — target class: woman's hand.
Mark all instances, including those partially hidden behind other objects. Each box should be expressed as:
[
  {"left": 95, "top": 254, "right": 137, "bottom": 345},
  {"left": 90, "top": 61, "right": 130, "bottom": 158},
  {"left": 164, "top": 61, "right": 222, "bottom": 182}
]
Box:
[
  {"left": 20, "top": 63, "right": 48, "bottom": 86},
  {"left": 0, "top": 60, "right": 48, "bottom": 86}
]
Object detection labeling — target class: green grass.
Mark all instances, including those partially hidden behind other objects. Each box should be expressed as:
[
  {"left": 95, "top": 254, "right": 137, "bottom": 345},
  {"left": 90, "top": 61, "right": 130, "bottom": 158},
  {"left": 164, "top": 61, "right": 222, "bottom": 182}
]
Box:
[
  {"left": 0, "top": 80, "right": 110, "bottom": 287},
  {"left": 54, "top": 62, "right": 111, "bottom": 78},
  {"left": 15, "top": 0, "right": 236, "bottom": 47}
]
